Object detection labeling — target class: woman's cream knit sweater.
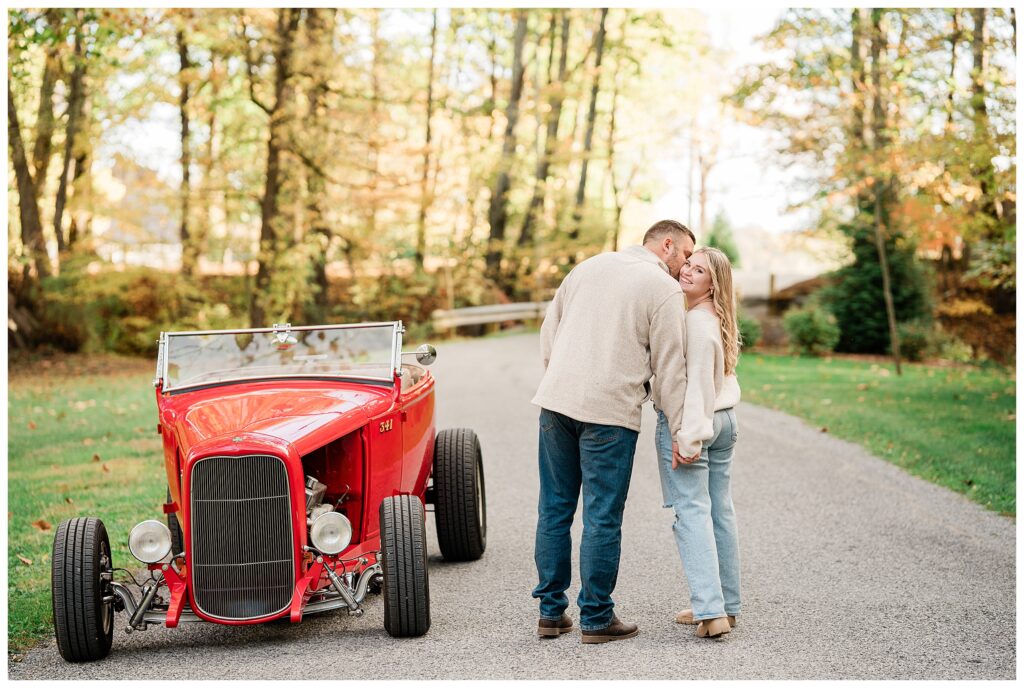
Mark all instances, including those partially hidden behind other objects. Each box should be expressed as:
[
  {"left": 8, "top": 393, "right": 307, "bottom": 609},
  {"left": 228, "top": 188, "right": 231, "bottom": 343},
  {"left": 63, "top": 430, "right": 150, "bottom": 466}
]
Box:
[{"left": 678, "top": 308, "right": 741, "bottom": 457}]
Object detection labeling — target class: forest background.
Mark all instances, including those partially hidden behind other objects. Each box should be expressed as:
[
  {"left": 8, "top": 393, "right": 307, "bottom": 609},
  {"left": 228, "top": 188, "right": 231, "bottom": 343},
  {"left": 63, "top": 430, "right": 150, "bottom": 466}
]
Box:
[{"left": 6, "top": 7, "right": 1017, "bottom": 362}]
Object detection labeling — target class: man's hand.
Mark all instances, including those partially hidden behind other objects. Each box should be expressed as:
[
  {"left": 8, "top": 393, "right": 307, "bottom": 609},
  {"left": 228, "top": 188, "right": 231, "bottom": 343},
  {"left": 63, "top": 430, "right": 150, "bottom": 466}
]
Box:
[{"left": 671, "top": 441, "right": 701, "bottom": 469}]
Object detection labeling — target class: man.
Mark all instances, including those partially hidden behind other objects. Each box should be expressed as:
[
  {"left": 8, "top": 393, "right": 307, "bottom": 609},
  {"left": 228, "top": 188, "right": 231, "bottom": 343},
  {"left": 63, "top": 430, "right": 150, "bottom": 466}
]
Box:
[{"left": 531, "top": 219, "right": 696, "bottom": 644}]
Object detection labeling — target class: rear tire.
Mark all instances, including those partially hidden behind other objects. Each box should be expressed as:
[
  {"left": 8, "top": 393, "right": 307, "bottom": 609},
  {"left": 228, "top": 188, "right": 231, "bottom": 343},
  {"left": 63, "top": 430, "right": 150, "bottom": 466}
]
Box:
[
  {"left": 433, "top": 428, "right": 487, "bottom": 561},
  {"left": 167, "top": 488, "right": 184, "bottom": 555},
  {"left": 51, "top": 517, "right": 114, "bottom": 662},
  {"left": 380, "top": 495, "right": 430, "bottom": 637}
]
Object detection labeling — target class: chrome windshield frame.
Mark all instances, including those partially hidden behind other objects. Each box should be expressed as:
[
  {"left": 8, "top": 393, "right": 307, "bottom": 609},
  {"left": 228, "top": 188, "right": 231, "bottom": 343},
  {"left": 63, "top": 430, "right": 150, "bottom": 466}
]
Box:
[{"left": 156, "top": 321, "right": 403, "bottom": 393}]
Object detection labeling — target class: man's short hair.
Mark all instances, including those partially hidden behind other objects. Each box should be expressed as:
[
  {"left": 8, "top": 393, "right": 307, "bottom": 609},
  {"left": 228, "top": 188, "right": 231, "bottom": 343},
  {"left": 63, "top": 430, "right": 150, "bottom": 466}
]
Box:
[{"left": 643, "top": 219, "right": 695, "bottom": 247}]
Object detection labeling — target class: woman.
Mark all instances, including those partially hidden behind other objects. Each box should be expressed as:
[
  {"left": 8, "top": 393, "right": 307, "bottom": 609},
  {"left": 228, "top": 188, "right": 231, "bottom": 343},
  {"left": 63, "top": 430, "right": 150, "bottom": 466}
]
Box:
[{"left": 655, "top": 246, "right": 742, "bottom": 639}]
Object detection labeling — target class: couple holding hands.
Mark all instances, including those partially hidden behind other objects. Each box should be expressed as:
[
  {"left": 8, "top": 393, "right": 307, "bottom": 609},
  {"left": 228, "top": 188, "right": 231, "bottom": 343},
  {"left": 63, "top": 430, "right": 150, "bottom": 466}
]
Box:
[{"left": 531, "top": 219, "right": 742, "bottom": 643}]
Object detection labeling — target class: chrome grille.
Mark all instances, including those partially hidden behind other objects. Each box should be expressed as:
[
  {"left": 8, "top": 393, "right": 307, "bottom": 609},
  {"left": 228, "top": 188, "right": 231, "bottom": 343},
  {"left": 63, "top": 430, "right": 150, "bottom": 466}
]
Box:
[{"left": 189, "top": 454, "right": 294, "bottom": 620}]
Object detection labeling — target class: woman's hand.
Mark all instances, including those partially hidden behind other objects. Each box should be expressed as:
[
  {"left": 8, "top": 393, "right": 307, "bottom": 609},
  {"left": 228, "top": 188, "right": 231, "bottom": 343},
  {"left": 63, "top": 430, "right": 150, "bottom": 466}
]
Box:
[{"left": 671, "top": 441, "right": 701, "bottom": 469}]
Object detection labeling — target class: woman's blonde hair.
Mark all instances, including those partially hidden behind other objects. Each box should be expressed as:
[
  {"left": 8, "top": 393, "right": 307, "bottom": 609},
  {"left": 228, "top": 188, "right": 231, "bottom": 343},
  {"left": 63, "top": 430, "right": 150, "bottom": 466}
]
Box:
[{"left": 693, "top": 247, "right": 741, "bottom": 375}]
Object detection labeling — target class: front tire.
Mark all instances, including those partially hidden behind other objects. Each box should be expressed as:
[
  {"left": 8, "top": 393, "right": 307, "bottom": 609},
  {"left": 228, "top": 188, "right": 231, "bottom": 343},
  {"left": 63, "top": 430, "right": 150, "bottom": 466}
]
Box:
[
  {"left": 380, "top": 495, "right": 430, "bottom": 637},
  {"left": 433, "top": 428, "right": 487, "bottom": 561},
  {"left": 52, "top": 517, "right": 114, "bottom": 662}
]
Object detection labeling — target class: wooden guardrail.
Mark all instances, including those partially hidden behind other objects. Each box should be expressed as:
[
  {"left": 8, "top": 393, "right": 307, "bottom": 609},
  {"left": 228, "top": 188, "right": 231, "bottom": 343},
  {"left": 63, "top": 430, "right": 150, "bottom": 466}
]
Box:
[{"left": 432, "top": 302, "right": 552, "bottom": 331}]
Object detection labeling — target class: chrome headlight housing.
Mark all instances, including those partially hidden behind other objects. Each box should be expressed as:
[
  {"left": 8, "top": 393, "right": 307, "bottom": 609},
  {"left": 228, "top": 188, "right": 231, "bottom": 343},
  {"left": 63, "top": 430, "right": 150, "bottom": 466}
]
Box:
[
  {"left": 128, "top": 520, "right": 172, "bottom": 564},
  {"left": 310, "top": 512, "right": 352, "bottom": 555}
]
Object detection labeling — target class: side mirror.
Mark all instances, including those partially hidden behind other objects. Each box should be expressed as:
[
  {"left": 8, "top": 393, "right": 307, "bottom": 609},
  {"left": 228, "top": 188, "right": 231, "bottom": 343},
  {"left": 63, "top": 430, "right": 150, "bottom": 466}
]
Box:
[{"left": 415, "top": 344, "right": 437, "bottom": 366}]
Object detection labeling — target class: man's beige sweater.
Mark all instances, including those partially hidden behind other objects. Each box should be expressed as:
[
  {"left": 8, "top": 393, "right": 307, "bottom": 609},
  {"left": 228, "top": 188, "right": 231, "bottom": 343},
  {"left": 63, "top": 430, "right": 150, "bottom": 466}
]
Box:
[{"left": 532, "top": 245, "right": 688, "bottom": 446}]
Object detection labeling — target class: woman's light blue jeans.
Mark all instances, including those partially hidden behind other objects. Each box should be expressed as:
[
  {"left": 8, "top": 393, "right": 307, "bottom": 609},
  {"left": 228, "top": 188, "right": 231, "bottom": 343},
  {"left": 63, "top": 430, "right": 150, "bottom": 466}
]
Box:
[{"left": 655, "top": 408, "right": 741, "bottom": 621}]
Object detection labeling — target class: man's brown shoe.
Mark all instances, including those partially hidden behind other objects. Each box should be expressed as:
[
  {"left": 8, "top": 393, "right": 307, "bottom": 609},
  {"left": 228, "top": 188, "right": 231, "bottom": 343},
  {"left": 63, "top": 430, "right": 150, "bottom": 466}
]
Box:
[
  {"left": 675, "top": 609, "right": 736, "bottom": 628},
  {"left": 581, "top": 615, "right": 639, "bottom": 644},
  {"left": 538, "top": 613, "right": 574, "bottom": 637}
]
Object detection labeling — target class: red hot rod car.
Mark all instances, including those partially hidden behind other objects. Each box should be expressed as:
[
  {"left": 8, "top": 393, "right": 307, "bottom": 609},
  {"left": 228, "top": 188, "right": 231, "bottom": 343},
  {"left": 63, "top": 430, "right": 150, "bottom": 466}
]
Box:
[{"left": 51, "top": 321, "right": 486, "bottom": 662}]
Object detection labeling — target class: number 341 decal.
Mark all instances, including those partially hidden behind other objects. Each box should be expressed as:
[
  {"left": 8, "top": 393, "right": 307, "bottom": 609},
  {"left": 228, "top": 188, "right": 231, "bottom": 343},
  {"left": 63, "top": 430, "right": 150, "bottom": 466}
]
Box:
[{"left": 379, "top": 419, "right": 393, "bottom": 433}]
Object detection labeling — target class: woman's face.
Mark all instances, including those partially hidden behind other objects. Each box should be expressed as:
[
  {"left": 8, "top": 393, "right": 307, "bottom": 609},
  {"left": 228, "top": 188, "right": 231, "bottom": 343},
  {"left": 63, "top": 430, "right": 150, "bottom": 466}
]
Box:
[{"left": 679, "top": 252, "right": 713, "bottom": 301}]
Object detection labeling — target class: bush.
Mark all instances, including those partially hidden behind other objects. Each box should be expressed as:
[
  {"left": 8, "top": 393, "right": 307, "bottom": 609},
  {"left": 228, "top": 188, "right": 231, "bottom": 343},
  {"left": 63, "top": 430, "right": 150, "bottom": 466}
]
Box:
[
  {"left": 738, "top": 312, "right": 762, "bottom": 349},
  {"left": 783, "top": 304, "right": 840, "bottom": 356},
  {"left": 40, "top": 259, "right": 245, "bottom": 355},
  {"left": 819, "top": 222, "right": 931, "bottom": 354},
  {"left": 896, "top": 320, "right": 932, "bottom": 362}
]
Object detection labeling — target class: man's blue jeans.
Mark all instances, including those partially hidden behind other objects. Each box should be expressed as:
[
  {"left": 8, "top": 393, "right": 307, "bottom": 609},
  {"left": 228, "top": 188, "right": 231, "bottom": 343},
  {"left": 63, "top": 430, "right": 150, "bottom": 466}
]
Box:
[{"left": 532, "top": 408, "right": 639, "bottom": 631}]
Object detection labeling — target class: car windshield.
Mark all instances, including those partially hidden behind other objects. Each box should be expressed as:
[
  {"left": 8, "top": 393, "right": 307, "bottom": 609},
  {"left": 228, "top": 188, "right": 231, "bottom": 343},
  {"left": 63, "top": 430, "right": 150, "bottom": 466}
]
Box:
[{"left": 160, "top": 323, "right": 399, "bottom": 392}]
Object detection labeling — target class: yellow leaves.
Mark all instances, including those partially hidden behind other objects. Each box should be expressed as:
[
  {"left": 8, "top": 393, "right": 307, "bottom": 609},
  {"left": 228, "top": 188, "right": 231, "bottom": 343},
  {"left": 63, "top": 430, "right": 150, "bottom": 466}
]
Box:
[
  {"left": 856, "top": 383, "right": 869, "bottom": 391},
  {"left": 936, "top": 298, "right": 994, "bottom": 318},
  {"left": 82, "top": 437, "right": 94, "bottom": 446},
  {"left": 16, "top": 555, "right": 32, "bottom": 566},
  {"left": 31, "top": 519, "right": 51, "bottom": 532},
  {"left": 101, "top": 464, "right": 111, "bottom": 474},
  {"left": 72, "top": 400, "right": 97, "bottom": 411}
]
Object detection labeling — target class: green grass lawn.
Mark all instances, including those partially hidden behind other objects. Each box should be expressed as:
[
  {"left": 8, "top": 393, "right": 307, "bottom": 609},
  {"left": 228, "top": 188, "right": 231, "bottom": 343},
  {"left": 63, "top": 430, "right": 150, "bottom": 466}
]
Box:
[
  {"left": 737, "top": 353, "right": 1016, "bottom": 516},
  {"left": 8, "top": 359, "right": 162, "bottom": 654}
]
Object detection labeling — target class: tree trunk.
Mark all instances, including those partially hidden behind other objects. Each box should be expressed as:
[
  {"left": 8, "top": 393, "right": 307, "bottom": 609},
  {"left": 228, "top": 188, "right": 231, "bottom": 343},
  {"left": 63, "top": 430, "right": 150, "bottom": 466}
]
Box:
[
  {"left": 177, "top": 26, "right": 195, "bottom": 276},
  {"left": 250, "top": 8, "right": 300, "bottom": 328},
  {"left": 8, "top": 84, "right": 51, "bottom": 279},
  {"left": 304, "top": 7, "right": 336, "bottom": 321},
  {"left": 32, "top": 10, "right": 62, "bottom": 189},
  {"left": 869, "top": 9, "right": 902, "bottom": 374},
  {"left": 970, "top": 7, "right": 997, "bottom": 230},
  {"left": 568, "top": 8, "right": 608, "bottom": 246},
  {"left": 68, "top": 96, "right": 91, "bottom": 249},
  {"left": 416, "top": 9, "right": 438, "bottom": 270},
  {"left": 519, "top": 10, "right": 569, "bottom": 252},
  {"left": 484, "top": 10, "right": 528, "bottom": 287},
  {"left": 53, "top": 10, "right": 86, "bottom": 256},
  {"left": 945, "top": 10, "right": 960, "bottom": 131}
]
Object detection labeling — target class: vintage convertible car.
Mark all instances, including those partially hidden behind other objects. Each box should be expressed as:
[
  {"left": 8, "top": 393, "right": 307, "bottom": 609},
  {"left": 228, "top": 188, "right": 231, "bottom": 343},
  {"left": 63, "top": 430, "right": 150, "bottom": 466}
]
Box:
[{"left": 51, "top": 321, "right": 486, "bottom": 662}]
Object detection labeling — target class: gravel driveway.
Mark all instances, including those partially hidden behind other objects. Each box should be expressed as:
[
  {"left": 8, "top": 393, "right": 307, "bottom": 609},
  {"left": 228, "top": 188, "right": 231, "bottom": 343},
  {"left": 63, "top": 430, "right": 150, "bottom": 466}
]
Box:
[{"left": 9, "top": 333, "right": 1015, "bottom": 679}]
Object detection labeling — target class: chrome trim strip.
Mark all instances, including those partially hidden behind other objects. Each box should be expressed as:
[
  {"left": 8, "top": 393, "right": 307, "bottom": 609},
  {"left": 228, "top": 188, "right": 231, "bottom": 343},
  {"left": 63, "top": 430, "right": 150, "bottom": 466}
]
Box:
[
  {"left": 164, "top": 322, "right": 400, "bottom": 337},
  {"left": 166, "top": 373, "right": 395, "bottom": 394},
  {"left": 154, "top": 332, "right": 167, "bottom": 387},
  {"left": 392, "top": 322, "right": 403, "bottom": 377}
]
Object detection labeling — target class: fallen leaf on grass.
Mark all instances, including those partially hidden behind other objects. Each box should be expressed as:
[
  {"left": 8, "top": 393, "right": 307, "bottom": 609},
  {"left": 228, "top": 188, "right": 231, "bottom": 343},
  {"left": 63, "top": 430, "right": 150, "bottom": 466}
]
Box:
[
  {"left": 92, "top": 453, "right": 101, "bottom": 462},
  {"left": 27, "top": 421, "right": 36, "bottom": 430},
  {"left": 65, "top": 497, "right": 74, "bottom": 504},
  {"left": 16, "top": 555, "right": 32, "bottom": 566},
  {"left": 856, "top": 383, "right": 869, "bottom": 391},
  {"left": 820, "top": 427, "right": 828, "bottom": 433},
  {"left": 101, "top": 463, "right": 111, "bottom": 473},
  {"left": 31, "top": 519, "right": 51, "bottom": 532},
  {"left": 82, "top": 438, "right": 94, "bottom": 446},
  {"left": 1006, "top": 414, "right": 1015, "bottom": 422}
]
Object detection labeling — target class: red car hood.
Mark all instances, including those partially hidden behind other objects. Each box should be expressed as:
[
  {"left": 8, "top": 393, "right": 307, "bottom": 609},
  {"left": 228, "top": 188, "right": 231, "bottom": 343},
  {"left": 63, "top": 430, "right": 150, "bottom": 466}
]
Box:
[{"left": 160, "top": 381, "right": 394, "bottom": 457}]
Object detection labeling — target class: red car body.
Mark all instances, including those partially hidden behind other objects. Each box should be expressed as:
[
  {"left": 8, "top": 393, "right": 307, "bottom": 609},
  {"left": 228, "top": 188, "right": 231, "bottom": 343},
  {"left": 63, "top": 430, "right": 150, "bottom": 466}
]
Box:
[
  {"left": 156, "top": 370, "right": 435, "bottom": 626},
  {"left": 52, "top": 322, "right": 484, "bottom": 662}
]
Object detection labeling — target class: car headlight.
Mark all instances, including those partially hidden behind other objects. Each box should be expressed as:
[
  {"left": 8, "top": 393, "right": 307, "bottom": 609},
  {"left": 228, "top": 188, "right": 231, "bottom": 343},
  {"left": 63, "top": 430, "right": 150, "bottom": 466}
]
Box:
[
  {"left": 310, "top": 512, "right": 352, "bottom": 555},
  {"left": 128, "top": 520, "right": 172, "bottom": 564}
]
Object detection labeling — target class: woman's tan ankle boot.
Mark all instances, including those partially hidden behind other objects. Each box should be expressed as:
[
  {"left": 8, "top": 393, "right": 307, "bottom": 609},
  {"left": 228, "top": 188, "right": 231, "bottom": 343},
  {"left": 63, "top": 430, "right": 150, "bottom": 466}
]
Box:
[
  {"left": 676, "top": 609, "right": 736, "bottom": 627},
  {"left": 695, "top": 616, "right": 732, "bottom": 638}
]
